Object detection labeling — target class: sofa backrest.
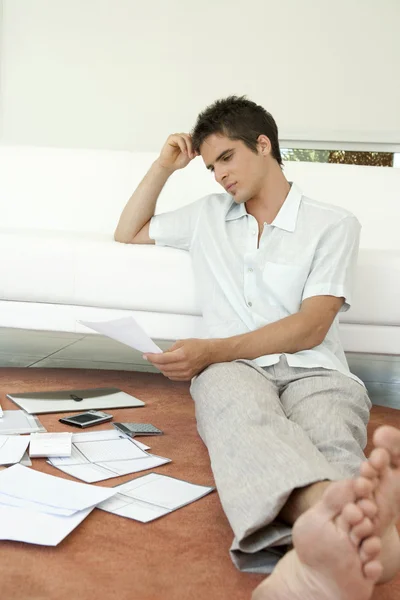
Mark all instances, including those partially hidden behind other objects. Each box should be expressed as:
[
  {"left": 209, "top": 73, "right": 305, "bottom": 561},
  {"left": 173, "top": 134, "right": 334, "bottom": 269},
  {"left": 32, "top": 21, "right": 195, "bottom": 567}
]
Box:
[{"left": 1, "top": 145, "right": 399, "bottom": 250}]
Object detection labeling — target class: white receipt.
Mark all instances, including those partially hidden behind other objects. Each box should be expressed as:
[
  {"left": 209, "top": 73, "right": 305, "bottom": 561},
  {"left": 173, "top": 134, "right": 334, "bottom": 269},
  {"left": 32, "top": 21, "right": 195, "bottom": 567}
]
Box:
[
  {"left": 79, "top": 316, "right": 162, "bottom": 354},
  {"left": 71, "top": 430, "right": 149, "bottom": 447},
  {"left": 55, "top": 455, "right": 171, "bottom": 484},
  {"left": 99, "top": 473, "right": 214, "bottom": 523},
  {"left": 74, "top": 438, "right": 149, "bottom": 463},
  {"left": 48, "top": 430, "right": 169, "bottom": 483},
  {"left": 29, "top": 432, "right": 72, "bottom": 458}
]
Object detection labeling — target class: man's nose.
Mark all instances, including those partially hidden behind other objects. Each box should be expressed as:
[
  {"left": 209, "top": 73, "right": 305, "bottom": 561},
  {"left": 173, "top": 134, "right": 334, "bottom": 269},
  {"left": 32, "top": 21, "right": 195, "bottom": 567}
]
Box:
[{"left": 215, "top": 167, "right": 228, "bottom": 185}]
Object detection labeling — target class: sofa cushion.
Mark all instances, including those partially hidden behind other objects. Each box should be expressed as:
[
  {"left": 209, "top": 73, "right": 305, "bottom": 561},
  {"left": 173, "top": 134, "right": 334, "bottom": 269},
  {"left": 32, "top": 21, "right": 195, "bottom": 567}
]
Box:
[{"left": 1, "top": 229, "right": 399, "bottom": 327}]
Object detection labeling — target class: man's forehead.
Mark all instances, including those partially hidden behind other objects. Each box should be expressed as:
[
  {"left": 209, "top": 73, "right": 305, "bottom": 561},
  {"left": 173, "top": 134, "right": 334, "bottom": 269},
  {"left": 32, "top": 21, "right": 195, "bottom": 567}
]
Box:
[
  {"left": 201, "top": 133, "right": 233, "bottom": 153},
  {"left": 200, "top": 134, "right": 239, "bottom": 164}
]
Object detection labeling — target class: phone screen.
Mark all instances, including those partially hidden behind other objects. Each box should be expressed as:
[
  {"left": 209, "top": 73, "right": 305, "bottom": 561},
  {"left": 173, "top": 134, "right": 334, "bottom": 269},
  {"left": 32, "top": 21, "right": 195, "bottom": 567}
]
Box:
[{"left": 69, "top": 413, "right": 103, "bottom": 424}]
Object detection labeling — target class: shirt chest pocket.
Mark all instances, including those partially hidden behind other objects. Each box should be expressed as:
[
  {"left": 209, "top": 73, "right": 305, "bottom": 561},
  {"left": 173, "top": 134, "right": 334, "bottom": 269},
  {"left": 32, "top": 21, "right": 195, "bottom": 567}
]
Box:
[{"left": 262, "top": 261, "right": 309, "bottom": 314}]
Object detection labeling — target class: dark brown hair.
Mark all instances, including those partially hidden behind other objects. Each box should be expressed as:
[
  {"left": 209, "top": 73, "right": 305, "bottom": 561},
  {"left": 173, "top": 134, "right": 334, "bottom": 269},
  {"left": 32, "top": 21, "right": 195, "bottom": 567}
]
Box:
[{"left": 191, "top": 95, "right": 282, "bottom": 165}]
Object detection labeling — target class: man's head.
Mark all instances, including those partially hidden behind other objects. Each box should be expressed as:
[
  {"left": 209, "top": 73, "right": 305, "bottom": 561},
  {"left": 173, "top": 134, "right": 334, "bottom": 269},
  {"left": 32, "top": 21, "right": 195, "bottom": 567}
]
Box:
[{"left": 191, "top": 96, "right": 282, "bottom": 203}]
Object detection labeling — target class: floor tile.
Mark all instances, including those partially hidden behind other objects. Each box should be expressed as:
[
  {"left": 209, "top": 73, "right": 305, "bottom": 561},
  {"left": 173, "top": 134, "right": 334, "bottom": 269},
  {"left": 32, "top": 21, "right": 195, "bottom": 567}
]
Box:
[
  {"left": 348, "top": 358, "right": 400, "bottom": 384},
  {"left": 29, "top": 357, "right": 158, "bottom": 372},
  {"left": 347, "top": 352, "right": 400, "bottom": 364},
  {"left": 48, "top": 335, "right": 171, "bottom": 363},
  {"left": 0, "top": 353, "right": 43, "bottom": 367},
  {"left": 0, "top": 334, "right": 80, "bottom": 357}
]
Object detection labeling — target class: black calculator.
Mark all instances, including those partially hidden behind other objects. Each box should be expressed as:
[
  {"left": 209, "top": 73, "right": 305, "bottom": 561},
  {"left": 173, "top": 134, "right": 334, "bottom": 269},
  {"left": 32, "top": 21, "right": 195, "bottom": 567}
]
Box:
[{"left": 113, "top": 422, "right": 163, "bottom": 437}]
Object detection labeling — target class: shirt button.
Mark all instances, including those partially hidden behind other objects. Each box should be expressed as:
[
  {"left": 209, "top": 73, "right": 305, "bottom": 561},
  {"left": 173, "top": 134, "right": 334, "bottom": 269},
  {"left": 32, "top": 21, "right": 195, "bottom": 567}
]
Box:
[
  {"left": 248, "top": 301, "right": 252, "bottom": 307},
  {"left": 248, "top": 267, "right": 253, "bottom": 273},
  {"left": 252, "top": 230, "right": 256, "bottom": 235}
]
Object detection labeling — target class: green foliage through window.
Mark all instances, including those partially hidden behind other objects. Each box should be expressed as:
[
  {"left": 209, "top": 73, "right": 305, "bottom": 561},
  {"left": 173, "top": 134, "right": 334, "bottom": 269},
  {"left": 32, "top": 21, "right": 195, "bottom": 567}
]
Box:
[{"left": 281, "top": 149, "right": 394, "bottom": 167}]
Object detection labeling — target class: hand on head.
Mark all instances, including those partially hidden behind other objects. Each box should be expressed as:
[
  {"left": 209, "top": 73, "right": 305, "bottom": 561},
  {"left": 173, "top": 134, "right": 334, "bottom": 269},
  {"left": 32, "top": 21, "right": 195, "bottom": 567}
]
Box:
[{"left": 157, "top": 133, "right": 199, "bottom": 172}]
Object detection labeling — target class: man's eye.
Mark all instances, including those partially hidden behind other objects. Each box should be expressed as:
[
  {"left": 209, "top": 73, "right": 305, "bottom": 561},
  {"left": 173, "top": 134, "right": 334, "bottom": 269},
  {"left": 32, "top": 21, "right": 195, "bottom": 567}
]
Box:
[{"left": 223, "top": 155, "right": 232, "bottom": 161}]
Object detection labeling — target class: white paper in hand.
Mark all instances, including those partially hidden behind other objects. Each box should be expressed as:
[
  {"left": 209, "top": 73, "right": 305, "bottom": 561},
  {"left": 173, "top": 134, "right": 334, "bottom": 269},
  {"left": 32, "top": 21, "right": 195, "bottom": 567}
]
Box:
[{"left": 79, "top": 316, "right": 162, "bottom": 354}]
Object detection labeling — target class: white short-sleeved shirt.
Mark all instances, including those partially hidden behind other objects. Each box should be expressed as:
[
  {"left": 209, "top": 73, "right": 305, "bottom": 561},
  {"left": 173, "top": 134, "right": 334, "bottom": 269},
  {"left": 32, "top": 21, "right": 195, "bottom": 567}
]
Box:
[{"left": 149, "top": 183, "right": 363, "bottom": 384}]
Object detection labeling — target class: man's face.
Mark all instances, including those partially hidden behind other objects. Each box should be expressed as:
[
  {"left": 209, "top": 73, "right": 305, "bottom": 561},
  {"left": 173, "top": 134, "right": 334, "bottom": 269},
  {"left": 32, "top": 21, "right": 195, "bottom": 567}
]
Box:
[{"left": 200, "top": 133, "right": 267, "bottom": 203}]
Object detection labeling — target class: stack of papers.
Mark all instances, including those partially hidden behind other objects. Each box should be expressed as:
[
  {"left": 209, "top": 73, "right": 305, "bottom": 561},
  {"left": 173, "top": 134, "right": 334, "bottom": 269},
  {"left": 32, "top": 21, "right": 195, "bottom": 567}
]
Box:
[
  {"left": 0, "top": 411, "right": 46, "bottom": 435},
  {"left": 29, "top": 432, "right": 73, "bottom": 458},
  {"left": 0, "top": 464, "right": 117, "bottom": 545},
  {"left": 0, "top": 436, "right": 30, "bottom": 465},
  {"left": 99, "top": 473, "right": 214, "bottom": 523},
  {"left": 48, "top": 430, "right": 171, "bottom": 483}
]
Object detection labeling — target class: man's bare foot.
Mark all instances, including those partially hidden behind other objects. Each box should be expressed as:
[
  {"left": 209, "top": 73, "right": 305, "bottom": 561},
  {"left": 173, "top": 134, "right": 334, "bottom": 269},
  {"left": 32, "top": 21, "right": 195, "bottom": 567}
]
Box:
[
  {"left": 252, "top": 480, "right": 382, "bottom": 600},
  {"left": 359, "top": 425, "right": 400, "bottom": 535},
  {"left": 354, "top": 425, "right": 400, "bottom": 582}
]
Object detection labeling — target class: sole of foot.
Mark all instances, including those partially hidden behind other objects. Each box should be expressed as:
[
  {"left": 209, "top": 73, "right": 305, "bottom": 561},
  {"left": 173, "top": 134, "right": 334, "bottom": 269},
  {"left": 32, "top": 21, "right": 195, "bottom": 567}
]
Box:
[{"left": 252, "top": 479, "right": 382, "bottom": 600}]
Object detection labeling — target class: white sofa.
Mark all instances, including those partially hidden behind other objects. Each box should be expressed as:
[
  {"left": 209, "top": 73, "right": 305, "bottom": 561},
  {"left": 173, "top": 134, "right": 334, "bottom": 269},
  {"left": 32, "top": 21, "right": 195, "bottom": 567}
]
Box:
[{"left": 0, "top": 145, "right": 399, "bottom": 356}]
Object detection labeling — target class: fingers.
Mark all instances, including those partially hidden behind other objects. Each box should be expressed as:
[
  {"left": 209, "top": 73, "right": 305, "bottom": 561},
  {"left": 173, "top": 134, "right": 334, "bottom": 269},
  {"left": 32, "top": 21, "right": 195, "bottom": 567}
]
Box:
[
  {"left": 169, "top": 135, "right": 187, "bottom": 156},
  {"left": 158, "top": 366, "right": 192, "bottom": 381},
  {"left": 144, "top": 351, "right": 182, "bottom": 365},
  {"left": 180, "top": 133, "right": 197, "bottom": 159},
  {"left": 169, "top": 133, "right": 197, "bottom": 159}
]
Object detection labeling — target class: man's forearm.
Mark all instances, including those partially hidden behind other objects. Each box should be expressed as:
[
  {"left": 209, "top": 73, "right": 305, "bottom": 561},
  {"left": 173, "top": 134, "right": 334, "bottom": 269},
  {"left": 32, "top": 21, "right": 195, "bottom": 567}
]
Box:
[
  {"left": 114, "top": 160, "right": 173, "bottom": 243},
  {"left": 210, "top": 312, "right": 322, "bottom": 363}
]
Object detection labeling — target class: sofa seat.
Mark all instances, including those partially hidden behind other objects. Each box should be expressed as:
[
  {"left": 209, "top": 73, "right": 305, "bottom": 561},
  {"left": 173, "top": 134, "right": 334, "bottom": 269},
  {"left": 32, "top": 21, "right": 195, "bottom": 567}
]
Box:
[
  {"left": 1, "top": 227, "right": 400, "bottom": 353},
  {"left": 0, "top": 228, "right": 199, "bottom": 315}
]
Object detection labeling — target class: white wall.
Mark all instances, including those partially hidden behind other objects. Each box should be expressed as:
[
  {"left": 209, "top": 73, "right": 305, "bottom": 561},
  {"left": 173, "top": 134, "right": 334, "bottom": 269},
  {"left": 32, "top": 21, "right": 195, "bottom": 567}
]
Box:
[{"left": 0, "top": 0, "right": 399, "bottom": 151}]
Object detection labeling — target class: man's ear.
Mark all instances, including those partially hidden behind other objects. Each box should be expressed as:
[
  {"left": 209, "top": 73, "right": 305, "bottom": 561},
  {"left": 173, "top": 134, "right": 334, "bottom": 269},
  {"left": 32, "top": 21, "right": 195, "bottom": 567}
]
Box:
[{"left": 257, "top": 134, "right": 272, "bottom": 156}]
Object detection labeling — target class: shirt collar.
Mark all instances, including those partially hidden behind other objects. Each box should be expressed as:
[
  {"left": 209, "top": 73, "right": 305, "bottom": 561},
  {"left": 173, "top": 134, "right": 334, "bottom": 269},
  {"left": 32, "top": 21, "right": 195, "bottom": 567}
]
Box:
[
  {"left": 225, "top": 199, "right": 247, "bottom": 221},
  {"left": 225, "top": 182, "right": 303, "bottom": 232},
  {"left": 270, "top": 183, "right": 302, "bottom": 232}
]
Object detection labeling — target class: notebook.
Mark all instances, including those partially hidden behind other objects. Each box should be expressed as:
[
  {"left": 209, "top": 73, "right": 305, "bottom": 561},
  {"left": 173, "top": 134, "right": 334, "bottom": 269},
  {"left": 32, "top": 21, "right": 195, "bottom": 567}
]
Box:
[{"left": 6, "top": 387, "right": 145, "bottom": 414}]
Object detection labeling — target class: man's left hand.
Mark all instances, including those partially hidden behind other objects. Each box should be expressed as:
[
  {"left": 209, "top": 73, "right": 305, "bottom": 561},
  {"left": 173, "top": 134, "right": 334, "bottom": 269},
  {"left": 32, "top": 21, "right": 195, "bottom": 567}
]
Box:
[{"left": 143, "top": 338, "right": 215, "bottom": 381}]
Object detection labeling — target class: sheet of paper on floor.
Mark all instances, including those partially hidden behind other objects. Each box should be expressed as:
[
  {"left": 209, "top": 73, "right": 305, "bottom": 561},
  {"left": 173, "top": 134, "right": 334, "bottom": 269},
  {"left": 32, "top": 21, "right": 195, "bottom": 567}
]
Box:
[
  {"left": 0, "top": 464, "right": 118, "bottom": 545},
  {"left": 19, "top": 451, "right": 32, "bottom": 467},
  {"left": 98, "top": 473, "right": 215, "bottom": 523},
  {"left": 0, "top": 436, "right": 30, "bottom": 465},
  {"left": 0, "top": 411, "right": 46, "bottom": 435},
  {"left": 0, "top": 503, "right": 93, "bottom": 546},
  {"left": 0, "top": 464, "right": 117, "bottom": 512},
  {"left": 48, "top": 429, "right": 170, "bottom": 483}
]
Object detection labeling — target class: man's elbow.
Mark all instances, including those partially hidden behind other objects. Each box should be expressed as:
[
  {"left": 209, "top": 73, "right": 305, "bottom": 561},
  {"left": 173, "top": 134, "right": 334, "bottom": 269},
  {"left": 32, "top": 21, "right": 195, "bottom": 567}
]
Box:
[
  {"left": 114, "top": 229, "right": 130, "bottom": 244},
  {"left": 308, "top": 323, "right": 328, "bottom": 349},
  {"left": 296, "top": 316, "right": 327, "bottom": 351}
]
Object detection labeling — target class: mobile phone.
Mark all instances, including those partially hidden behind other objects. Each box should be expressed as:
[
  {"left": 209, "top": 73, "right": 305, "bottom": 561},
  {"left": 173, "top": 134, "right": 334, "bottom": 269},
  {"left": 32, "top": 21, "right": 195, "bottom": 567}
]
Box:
[
  {"left": 113, "top": 422, "right": 163, "bottom": 437},
  {"left": 59, "top": 410, "right": 113, "bottom": 428}
]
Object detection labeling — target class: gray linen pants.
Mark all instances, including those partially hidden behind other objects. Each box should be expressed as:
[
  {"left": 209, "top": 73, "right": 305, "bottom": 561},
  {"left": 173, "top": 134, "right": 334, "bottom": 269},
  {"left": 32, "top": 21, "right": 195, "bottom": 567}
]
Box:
[{"left": 190, "top": 355, "right": 372, "bottom": 573}]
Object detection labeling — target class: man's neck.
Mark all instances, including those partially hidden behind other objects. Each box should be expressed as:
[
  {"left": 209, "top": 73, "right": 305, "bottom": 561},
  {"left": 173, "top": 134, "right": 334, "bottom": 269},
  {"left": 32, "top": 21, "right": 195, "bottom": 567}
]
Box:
[{"left": 245, "top": 166, "right": 291, "bottom": 225}]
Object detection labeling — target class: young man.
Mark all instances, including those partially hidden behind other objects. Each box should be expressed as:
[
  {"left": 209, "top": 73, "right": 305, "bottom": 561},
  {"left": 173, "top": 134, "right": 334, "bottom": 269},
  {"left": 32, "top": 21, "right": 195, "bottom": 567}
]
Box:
[{"left": 114, "top": 96, "right": 400, "bottom": 598}]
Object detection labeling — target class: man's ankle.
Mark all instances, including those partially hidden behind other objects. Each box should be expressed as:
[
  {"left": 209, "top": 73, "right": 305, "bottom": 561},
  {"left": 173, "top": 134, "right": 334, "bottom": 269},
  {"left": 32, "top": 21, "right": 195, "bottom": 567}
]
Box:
[{"left": 278, "top": 481, "right": 331, "bottom": 525}]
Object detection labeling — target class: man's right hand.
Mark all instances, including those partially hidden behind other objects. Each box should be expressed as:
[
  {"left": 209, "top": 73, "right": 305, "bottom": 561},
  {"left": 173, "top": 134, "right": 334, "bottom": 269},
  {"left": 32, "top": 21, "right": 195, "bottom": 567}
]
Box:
[{"left": 156, "top": 133, "right": 198, "bottom": 172}]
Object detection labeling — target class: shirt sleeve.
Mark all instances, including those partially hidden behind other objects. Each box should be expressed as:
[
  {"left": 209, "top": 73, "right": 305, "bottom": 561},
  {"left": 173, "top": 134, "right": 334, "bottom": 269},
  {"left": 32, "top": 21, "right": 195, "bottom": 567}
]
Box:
[
  {"left": 302, "top": 215, "right": 361, "bottom": 312},
  {"left": 148, "top": 197, "right": 204, "bottom": 251}
]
